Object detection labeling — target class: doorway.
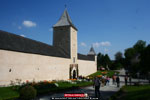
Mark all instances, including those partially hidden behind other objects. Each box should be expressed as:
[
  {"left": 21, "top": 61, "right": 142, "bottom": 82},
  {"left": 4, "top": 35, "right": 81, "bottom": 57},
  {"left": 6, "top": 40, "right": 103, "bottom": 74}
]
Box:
[
  {"left": 69, "top": 64, "right": 78, "bottom": 79},
  {"left": 73, "top": 70, "right": 76, "bottom": 79}
]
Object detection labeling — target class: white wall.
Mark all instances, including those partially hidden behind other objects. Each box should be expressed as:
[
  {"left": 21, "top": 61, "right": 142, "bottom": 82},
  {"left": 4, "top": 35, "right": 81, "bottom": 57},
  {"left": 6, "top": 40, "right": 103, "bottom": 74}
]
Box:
[
  {"left": 78, "top": 59, "right": 97, "bottom": 77},
  {"left": 70, "top": 27, "right": 78, "bottom": 63},
  {"left": 0, "top": 50, "right": 71, "bottom": 85},
  {"left": 0, "top": 50, "right": 97, "bottom": 86}
]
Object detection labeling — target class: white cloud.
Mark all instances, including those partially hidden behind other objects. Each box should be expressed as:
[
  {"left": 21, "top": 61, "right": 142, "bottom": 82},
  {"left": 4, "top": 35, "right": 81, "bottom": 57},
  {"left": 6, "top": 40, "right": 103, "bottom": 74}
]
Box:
[
  {"left": 93, "top": 41, "right": 111, "bottom": 48},
  {"left": 23, "top": 20, "right": 36, "bottom": 27},
  {"left": 20, "top": 34, "right": 26, "bottom": 37},
  {"left": 100, "top": 41, "right": 111, "bottom": 46},
  {"left": 18, "top": 26, "right": 22, "bottom": 29},
  {"left": 80, "top": 42, "right": 87, "bottom": 47},
  {"left": 93, "top": 42, "right": 99, "bottom": 48}
]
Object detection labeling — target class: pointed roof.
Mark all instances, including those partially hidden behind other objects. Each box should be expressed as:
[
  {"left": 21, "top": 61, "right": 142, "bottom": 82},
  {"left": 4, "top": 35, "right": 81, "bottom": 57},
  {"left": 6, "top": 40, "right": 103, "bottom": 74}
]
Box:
[
  {"left": 53, "top": 9, "right": 77, "bottom": 30},
  {"left": 88, "top": 46, "right": 96, "bottom": 56}
]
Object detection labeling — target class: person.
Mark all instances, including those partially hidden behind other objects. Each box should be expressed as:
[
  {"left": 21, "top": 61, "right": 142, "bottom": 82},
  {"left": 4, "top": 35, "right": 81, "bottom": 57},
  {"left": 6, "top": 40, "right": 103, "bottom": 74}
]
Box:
[
  {"left": 112, "top": 75, "right": 116, "bottom": 85},
  {"left": 93, "top": 76, "right": 101, "bottom": 98},
  {"left": 116, "top": 76, "right": 120, "bottom": 87},
  {"left": 125, "top": 75, "right": 128, "bottom": 86},
  {"left": 106, "top": 76, "right": 110, "bottom": 86},
  {"left": 129, "top": 76, "right": 132, "bottom": 85},
  {"left": 101, "top": 75, "right": 105, "bottom": 87}
]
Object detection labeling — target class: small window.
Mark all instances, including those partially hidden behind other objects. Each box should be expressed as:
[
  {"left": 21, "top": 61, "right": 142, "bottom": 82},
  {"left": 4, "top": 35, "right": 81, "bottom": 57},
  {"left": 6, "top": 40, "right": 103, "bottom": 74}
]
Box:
[
  {"left": 9, "top": 69, "right": 11, "bottom": 72},
  {"left": 73, "top": 57, "right": 75, "bottom": 63}
]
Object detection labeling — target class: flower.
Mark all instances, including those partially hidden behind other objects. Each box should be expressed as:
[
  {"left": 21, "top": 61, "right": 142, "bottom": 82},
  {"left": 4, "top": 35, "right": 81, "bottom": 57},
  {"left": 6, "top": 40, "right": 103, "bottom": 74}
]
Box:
[
  {"left": 97, "top": 75, "right": 102, "bottom": 77},
  {"left": 26, "top": 80, "right": 29, "bottom": 83},
  {"left": 68, "top": 79, "right": 77, "bottom": 81},
  {"left": 101, "top": 72, "right": 107, "bottom": 74}
]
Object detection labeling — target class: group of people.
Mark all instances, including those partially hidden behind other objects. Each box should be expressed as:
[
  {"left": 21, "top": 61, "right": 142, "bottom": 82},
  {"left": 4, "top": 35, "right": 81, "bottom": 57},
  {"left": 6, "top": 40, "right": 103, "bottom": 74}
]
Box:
[
  {"left": 93, "top": 74, "right": 120, "bottom": 99},
  {"left": 125, "top": 75, "right": 132, "bottom": 85},
  {"left": 93, "top": 74, "right": 133, "bottom": 99},
  {"left": 112, "top": 75, "right": 120, "bottom": 87},
  {"left": 101, "top": 76, "right": 110, "bottom": 86}
]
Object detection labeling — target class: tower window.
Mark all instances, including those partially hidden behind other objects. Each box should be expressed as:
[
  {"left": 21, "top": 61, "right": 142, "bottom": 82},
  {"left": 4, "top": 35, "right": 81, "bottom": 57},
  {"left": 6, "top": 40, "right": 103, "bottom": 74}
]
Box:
[
  {"left": 9, "top": 68, "right": 12, "bottom": 72},
  {"left": 73, "top": 57, "right": 75, "bottom": 63}
]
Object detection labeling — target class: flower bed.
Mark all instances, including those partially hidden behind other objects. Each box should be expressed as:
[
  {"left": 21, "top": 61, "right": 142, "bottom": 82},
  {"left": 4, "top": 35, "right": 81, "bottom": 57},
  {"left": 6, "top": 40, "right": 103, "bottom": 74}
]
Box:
[{"left": 0, "top": 79, "right": 93, "bottom": 100}]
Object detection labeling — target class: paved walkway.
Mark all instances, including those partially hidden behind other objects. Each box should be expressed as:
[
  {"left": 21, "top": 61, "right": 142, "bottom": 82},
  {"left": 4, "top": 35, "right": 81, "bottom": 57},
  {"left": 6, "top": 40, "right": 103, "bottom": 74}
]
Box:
[
  {"left": 38, "top": 78, "right": 125, "bottom": 100},
  {"left": 37, "top": 69, "right": 149, "bottom": 100}
]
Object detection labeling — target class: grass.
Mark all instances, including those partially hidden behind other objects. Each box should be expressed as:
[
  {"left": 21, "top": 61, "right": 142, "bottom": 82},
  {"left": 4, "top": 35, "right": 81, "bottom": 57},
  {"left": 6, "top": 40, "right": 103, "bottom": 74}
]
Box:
[
  {"left": 88, "top": 70, "right": 119, "bottom": 78},
  {"left": 43, "top": 81, "right": 93, "bottom": 93},
  {"left": 0, "top": 81, "right": 93, "bottom": 100},
  {"left": 0, "top": 87, "right": 19, "bottom": 100},
  {"left": 1, "top": 70, "right": 117, "bottom": 100},
  {"left": 110, "top": 85, "right": 150, "bottom": 100}
]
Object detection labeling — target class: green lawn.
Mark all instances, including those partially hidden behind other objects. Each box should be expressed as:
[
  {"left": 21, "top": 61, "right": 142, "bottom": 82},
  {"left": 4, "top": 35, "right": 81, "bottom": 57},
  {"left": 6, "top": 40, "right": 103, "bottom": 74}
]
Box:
[
  {"left": 39, "top": 81, "right": 93, "bottom": 94},
  {"left": 88, "top": 70, "right": 119, "bottom": 78},
  {"left": 0, "top": 87, "right": 19, "bottom": 100},
  {"left": 110, "top": 85, "right": 150, "bottom": 100},
  {"left": 0, "top": 81, "right": 93, "bottom": 100}
]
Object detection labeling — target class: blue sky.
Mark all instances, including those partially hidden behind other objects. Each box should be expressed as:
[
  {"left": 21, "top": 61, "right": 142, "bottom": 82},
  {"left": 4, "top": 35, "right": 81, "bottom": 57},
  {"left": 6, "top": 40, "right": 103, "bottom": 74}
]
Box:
[{"left": 0, "top": 0, "right": 150, "bottom": 59}]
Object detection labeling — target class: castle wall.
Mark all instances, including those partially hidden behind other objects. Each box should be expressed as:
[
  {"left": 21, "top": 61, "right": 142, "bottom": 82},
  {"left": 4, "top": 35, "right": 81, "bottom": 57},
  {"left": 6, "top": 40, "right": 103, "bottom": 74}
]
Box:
[
  {"left": 0, "top": 50, "right": 71, "bottom": 86},
  {"left": 0, "top": 50, "right": 97, "bottom": 86},
  {"left": 78, "top": 59, "right": 97, "bottom": 77}
]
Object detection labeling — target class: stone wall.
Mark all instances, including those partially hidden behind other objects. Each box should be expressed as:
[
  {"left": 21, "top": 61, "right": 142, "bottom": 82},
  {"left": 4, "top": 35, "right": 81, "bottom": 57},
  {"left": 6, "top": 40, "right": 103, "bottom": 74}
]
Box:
[
  {"left": 78, "top": 59, "right": 97, "bottom": 77},
  {"left": 0, "top": 50, "right": 71, "bottom": 85},
  {"left": 0, "top": 49, "right": 97, "bottom": 86}
]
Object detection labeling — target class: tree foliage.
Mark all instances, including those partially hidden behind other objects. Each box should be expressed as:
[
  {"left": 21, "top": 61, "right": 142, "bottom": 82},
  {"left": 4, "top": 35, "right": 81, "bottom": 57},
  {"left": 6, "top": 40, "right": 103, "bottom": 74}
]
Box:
[
  {"left": 97, "top": 53, "right": 111, "bottom": 69},
  {"left": 140, "top": 45, "right": 150, "bottom": 73},
  {"left": 112, "top": 51, "right": 124, "bottom": 70},
  {"left": 124, "top": 40, "right": 149, "bottom": 76},
  {"left": 115, "top": 51, "right": 123, "bottom": 61},
  {"left": 97, "top": 40, "right": 150, "bottom": 73}
]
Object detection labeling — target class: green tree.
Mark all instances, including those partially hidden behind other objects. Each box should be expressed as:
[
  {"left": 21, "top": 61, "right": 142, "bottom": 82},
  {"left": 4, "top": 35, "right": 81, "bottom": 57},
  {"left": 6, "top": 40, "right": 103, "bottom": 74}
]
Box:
[
  {"left": 103, "top": 54, "right": 111, "bottom": 68},
  {"left": 140, "top": 44, "right": 150, "bottom": 74},
  {"left": 115, "top": 51, "right": 123, "bottom": 61},
  {"left": 124, "top": 48, "right": 136, "bottom": 60},
  {"left": 113, "top": 51, "right": 124, "bottom": 69},
  {"left": 124, "top": 40, "right": 146, "bottom": 76},
  {"left": 97, "top": 53, "right": 111, "bottom": 70},
  {"left": 97, "top": 52, "right": 104, "bottom": 68},
  {"left": 133, "top": 40, "right": 146, "bottom": 53}
]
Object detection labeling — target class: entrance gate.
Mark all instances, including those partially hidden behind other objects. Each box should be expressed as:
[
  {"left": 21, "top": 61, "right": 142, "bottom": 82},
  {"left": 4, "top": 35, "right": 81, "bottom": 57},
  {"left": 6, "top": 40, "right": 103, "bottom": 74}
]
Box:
[{"left": 69, "top": 64, "right": 78, "bottom": 79}]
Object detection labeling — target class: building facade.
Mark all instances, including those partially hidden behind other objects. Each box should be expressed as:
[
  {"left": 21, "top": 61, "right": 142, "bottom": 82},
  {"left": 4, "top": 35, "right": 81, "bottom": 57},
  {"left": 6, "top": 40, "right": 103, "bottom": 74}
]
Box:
[{"left": 0, "top": 9, "right": 97, "bottom": 85}]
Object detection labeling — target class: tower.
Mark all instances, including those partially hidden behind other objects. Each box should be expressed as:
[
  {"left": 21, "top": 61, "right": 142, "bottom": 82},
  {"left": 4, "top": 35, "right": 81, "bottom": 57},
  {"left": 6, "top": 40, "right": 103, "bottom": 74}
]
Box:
[
  {"left": 88, "top": 46, "right": 96, "bottom": 60},
  {"left": 88, "top": 46, "right": 96, "bottom": 56},
  {"left": 53, "top": 9, "right": 78, "bottom": 63}
]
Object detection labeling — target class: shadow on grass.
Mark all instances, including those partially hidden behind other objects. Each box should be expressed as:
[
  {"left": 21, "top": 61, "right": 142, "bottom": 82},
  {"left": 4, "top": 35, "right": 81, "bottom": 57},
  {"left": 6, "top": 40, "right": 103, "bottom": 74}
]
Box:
[{"left": 110, "top": 85, "right": 150, "bottom": 100}]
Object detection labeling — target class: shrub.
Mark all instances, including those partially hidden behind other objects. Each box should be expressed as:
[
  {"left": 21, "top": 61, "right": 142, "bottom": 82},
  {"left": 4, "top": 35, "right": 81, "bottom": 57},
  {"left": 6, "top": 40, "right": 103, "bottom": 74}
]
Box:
[
  {"left": 20, "top": 85, "right": 37, "bottom": 100},
  {"left": 33, "top": 82, "right": 57, "bottom": 94}
]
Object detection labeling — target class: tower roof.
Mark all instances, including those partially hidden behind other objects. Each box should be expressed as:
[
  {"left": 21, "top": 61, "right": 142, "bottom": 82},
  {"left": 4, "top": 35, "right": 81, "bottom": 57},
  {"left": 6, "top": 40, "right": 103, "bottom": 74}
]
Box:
[
  {"left": 88, "top": 46, "right": 96, "bottom": 56},
  {"left": 53, "top": 9, "right": 77, "bottom": 30}
]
